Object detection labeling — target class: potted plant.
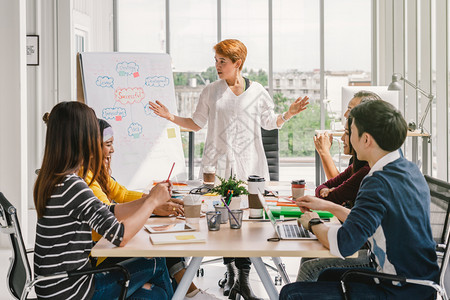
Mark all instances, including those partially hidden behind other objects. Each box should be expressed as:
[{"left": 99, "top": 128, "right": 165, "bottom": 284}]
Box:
[{"left": 211, "top": 175, "right": 248, "bottom": 209}]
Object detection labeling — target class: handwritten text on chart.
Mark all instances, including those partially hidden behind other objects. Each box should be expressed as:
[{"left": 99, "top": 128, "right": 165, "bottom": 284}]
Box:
[
  {"left": 115, "top": 87, "right": 145, "bottom": 104},
  {"left": 102, "top": 107, "right": 127, "bottom": 120},
  {"left": 128, "top": 122, "right": 143, "bottom": 138},
  {"left": 116, "top": 62, "right": 139, "bottom": 76},
  {"left": 145, "top": 76, "right": 169, "bottom": 87},
  {"left": 96, "top": 76, "right": 114, "bottom": 88}
]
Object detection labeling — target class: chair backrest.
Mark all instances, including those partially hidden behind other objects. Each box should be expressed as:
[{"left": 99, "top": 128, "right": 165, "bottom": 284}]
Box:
[
  {"left": 261, "top": 128, "right": 279, "bottom": 181},
  {"left": 0, "top": 192, "right": 33, "bottom": 299},
  {"left": 439, "top": 229, "right": 450, "bottom": 297},
  {"left": 425, "top": 175, "right": 450, "bottom": 245}
]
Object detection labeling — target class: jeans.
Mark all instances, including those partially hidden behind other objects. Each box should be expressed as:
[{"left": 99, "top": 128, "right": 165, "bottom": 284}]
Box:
[
  {"left": 92, "top": 257, "right": 174, "bottom": 300},
  {"left": 297, "top": 250, "right": 371, "bottom": 282},
  {"left": 281, "top": 268, "right": 436, "bottom": 300}
]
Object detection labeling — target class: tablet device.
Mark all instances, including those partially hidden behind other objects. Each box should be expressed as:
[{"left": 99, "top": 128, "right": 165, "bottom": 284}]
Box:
[{"left": 145, "top": 222, "right": 195, "bottom": 234}]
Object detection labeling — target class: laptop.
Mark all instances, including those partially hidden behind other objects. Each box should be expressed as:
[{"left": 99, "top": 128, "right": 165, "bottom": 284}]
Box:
[{"left": 257, "top": 192, "right": 317, "bottom": 240}]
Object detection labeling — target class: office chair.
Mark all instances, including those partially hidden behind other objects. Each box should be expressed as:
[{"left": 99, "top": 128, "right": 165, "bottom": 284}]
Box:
[
  {"left": 0, "top": 192, "right": 130, "bottom": 300},
  {"left": 340, "top": 230, "right": 449, "bottom": 300},
  {"left": 339, "top": 175, "right": 450, "bottom": 300},
  {"left": 425, "top": 175, "right": 450, "bottom": 252}
]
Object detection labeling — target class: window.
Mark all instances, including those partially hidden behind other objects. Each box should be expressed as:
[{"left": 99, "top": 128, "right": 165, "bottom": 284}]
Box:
[
  {"left": 117, "top": 0, "right": 166, "bottom": 52},
  {"left": 222, "top": 0, "right": 269, "bottom": 86},
  {"left": 324, "top": 0, "right": 371, "bottom": 124}
]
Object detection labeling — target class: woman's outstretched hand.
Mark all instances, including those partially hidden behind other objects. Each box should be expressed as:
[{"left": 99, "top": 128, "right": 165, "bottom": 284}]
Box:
[
  {"left": 148, "top": 100, "right": 173, "bottom": 121},
  {"left": 286, "top": 96, "right": 310, "bottom": 119}
]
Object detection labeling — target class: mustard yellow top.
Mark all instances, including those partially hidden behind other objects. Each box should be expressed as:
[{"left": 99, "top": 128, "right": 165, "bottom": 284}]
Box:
[{"left": 84, "top": 171, "right": 143, "bottom": 242}]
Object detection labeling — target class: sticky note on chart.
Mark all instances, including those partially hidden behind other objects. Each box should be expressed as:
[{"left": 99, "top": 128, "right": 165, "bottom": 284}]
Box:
[{"left": 167, "top": 128, "right": 176, "bottom": 139}]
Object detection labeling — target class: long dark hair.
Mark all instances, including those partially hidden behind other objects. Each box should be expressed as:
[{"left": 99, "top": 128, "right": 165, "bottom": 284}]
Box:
[
  {"left": 347, "top": 117, "right": 366, "bottom": 175},
  {"left": 34, "top": 102, "right": 102, "bottom": 218},
  {"left": 97, "top": 119, "right": 112, "bottom": 197}
]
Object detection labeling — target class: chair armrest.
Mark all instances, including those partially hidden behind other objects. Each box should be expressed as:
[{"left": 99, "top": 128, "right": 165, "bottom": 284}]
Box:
[
  {"left": 30, "top": 265, "right": 130, "bottom": 300},
  {"left": 68, "top": 265, "right": 130, "bottom": 300},
  {"left": 341, "top": 269, "right": 407, "bottom": 284},
  {"left": 339, "top": 269, "right": 444, "bottom": 300}
]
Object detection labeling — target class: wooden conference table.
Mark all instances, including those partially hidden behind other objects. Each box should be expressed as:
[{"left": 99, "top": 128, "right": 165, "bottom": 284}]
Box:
[{"left": 92, "top": 215, "right": 335, "bottom": 300}]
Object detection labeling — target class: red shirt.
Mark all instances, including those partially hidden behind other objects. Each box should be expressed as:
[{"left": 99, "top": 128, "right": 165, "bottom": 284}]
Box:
[{"left": 315, "top": 163, "right": 370, "bottom": 206}]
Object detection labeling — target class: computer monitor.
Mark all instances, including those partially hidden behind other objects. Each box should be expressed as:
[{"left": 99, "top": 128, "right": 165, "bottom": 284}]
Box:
[{"left": 341, "top": 86, "right": 399, "bottom": 124}]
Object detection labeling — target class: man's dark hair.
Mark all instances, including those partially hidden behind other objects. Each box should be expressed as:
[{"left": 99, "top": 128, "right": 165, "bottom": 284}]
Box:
[
  {"left": 353, "top": 90, "right": 382, "bottom": 102},
  {"left": 349, "top": 100, "right": 407, "bottom": 151}
]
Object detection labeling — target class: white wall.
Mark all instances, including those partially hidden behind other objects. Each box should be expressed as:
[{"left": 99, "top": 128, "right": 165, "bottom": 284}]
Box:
[
  {"left": 0, "top": 0, "right": 114, "bottom": 249},
  {"left": 0, "top": 0, "right": 29, "bottom": 247}
]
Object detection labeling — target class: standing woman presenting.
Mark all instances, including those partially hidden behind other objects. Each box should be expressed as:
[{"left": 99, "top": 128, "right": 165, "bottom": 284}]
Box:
[{"left": 150, "top": 39, "right": 309, "bottom": 181}]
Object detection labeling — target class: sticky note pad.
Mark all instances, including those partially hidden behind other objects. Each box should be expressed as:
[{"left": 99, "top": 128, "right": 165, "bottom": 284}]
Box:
[
  {"left": 167, "top": 128, "right": 176, "bottom": 139},
  {"left": 115, "top": 115, "right": 122, "bottom": 121},
  {"left": 175, "top": 235, "right": 195, "bottom": 240},
  {"left": 133, "top": 72, "right": 140, "bottom": 78},
  {"left": 119, "top": 71, "right": 126, "bottom": 76}
]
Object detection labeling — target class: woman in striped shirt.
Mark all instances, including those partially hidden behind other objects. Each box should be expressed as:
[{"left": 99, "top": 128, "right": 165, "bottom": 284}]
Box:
[{"left": 34, "top": 101, "right": 174, "bottom": 299}]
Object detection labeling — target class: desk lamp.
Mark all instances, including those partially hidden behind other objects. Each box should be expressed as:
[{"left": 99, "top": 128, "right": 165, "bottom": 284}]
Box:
[{"left": 387, "top": 73, "right": 435, "bottom": 133}]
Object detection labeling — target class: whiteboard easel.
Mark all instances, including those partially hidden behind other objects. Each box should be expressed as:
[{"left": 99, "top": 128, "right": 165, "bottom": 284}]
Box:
[{"left": 79, "top": 52, "right": 187, "bottom": 190}]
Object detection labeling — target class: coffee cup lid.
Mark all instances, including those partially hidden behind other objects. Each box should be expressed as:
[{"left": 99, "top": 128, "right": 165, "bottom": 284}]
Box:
[
  {"left": 291, "top": 179, "right": 306, "bottom": 185},
  {"left": 248, "top": 175, "right": 265, "bottom": 182}
]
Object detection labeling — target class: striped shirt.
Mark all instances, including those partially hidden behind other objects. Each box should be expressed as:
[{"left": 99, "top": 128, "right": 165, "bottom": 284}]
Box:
[{"left": 34, "top": 174, "right": 124, "bottom": 299}]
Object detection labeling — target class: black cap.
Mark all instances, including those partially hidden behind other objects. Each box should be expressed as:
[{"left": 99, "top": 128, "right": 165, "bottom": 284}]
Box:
[
  {"left": 248, "top": 175, "right": 265, "bottom": 182},
  {"left": 291, "top": 179, "right": 306, "bottom": 185}
]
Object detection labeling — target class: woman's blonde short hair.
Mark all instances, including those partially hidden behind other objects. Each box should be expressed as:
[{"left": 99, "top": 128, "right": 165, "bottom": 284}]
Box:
[{"left": 214, "top": 39, "right": 247, "bottom": 71}]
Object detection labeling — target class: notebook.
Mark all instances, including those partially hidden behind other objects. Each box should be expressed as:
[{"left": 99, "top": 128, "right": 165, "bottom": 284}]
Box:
[
  {"left": 257, "top": 192, "right": 317, "bottom": 240},
  {"left": 149, "top": 232, "right": 207, "bottom": 245}
]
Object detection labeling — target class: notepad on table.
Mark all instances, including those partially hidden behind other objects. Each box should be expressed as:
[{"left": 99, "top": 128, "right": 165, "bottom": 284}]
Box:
[{"left": 149, "top": 232, "right": 207, "bottom": 245}]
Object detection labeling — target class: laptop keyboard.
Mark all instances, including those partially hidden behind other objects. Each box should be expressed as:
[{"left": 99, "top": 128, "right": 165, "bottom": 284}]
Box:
[{"left": 282, "top": 224, "right": 310, "bottom": 238}]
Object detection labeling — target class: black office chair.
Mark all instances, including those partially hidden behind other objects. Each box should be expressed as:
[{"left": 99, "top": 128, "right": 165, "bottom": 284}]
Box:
[
  {"left": 339, "top": 175, "right": 450, "bottom": 300},
  {"left": 0, "top": 192, "right": 130, "bottom": 300},
  {"left": 340, "top": 231, "right": 449, "bottom": 300},
  {"left": 261, "top": 128, "right": 279, "bottom": 181},
  {"left": 426, "top": 175, "right": 450, "bottom": 248}
]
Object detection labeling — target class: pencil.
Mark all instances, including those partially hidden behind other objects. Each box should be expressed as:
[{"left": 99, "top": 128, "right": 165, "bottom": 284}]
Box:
[
  {"left": 166, "top": 162, "right": 175, "bottom": 182},
  {"left": 221, "top": 198, "right": 239, "bottom": 224}
]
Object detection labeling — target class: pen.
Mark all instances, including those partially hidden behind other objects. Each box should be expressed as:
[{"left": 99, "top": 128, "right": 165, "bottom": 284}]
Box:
[
  {"left": 227, "top": 190, "right": 233, "bottom": 206},
  {"left": 166, "top": 162, "right": 175, "bottom": 182},
  {"left": 221, "top": 198, "right": 239, "bottom": 224}
]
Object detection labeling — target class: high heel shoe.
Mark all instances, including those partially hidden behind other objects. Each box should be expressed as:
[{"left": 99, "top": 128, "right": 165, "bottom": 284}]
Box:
[
  {"left": 221, "top": 262, "right": 236, "bottom": 296},
  {"left": 228, "top": 267, "right": 263, "bottom": 300}
]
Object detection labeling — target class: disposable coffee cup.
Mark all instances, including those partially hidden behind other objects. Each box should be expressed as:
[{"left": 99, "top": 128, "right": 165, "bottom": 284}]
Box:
[
  {"left": 291, "top": 179, "right": 306, "bottom": 200},
  {"left": 183, "top": 194, "right": 202, "bottom": 224},
  {"left": 203, "top": 165, "right": 216, "bottom": 185},
  {"left": 248, "top": 176, "right": 265, "bottom": 219},
  {"left": 247, "top": 175, "right": 266, "bottom": 194}
]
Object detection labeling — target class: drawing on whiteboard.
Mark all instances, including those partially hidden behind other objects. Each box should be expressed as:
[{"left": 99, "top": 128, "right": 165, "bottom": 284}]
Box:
[
  {"left": 102, "top": 107, "right": 127, "bottom": 121},
  {"left": 96, "top": 76, "right": 114, "bottom": 88},
  {"left": 116, "top": 61, "right": 139, "bottom": 77},
  {"left": 145, "top": 76, "right": 170, "bottom": 87},
  {"left": 128, "top": 122, "right": 143, "bottom": 138},
  {"left": 114, "top": 87, "right": 145, "bottom": 104}
]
